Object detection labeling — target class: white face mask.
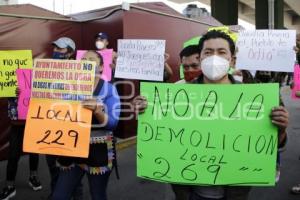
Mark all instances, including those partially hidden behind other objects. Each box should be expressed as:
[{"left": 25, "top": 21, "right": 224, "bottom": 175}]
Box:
[
  {"left": 233, "top": 75, "right": 243, "bottom": 82},
  {"left": 201, "top": 55, "right": 230, "bottom": 81},
  {"left": 95, "top": 41, "right": 105, "bottom": 50}
]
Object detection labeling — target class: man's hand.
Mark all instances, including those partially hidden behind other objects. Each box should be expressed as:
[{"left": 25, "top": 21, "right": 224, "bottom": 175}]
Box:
[
  {"left": 132, "top": 95, "right": 148, "bottom": 114},
  {"left": 270, "top": 106, "right": 289, "bottom": 133}
]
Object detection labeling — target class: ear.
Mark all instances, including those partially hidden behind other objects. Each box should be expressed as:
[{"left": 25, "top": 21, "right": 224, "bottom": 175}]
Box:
[{"left": 230, "top": 55, "right": 236, "bottom": 68}]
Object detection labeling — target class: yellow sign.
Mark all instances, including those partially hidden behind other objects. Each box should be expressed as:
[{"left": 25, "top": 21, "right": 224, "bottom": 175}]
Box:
[
  {"left": 23, "top": 98, "right": 92, "bottom": 158},
  {"left": 0, "top": 50, "right": 32, "bottom": 97},
  {"left": 31, "top": 59, "right": 96, "bottom": 101}
]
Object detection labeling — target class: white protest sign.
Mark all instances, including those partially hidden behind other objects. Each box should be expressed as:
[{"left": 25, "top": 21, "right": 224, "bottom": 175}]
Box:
[
  {"left": 115, "top": 39, "right": 166, "bottom": 81},
  {"left": 236, "top": 30, "right": 296, "bottom": 72}
]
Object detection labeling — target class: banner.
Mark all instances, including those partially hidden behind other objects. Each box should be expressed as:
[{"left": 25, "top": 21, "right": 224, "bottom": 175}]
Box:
[
  {"left": 76, "top": 49, "right": 113, "bottom": 81},
  {"left": 292, "top": 64, "right": 300, "bottom": 99},
  {"left": 137, "top": 82, "right": 279, "bottom": 186},
  {"left": 16, "top": 69, "right": 32, "bottom": 120},
  {"left": 115, "top": 39, "right": 166, "bottom": 81},
  {"left": 31, "top": 59, "right": 96, "bottom": 101},
  {"left": 0, "top": 50, "right": 32, "bottom": 97},
  {"left": 23, "top": 98, "right": 92, "bottom": 157},
  {"left": 236, "top": 30, "right": 296, "bottom": 72}
]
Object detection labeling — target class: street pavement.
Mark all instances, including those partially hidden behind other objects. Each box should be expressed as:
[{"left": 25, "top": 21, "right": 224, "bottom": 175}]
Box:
[{"left": 0, "top": 86, "right": 300, "bottom": 200}]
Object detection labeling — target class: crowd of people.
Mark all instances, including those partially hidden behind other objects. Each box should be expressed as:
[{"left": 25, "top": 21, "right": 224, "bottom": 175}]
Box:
[{"left": 0, "top": 29, "right": 300, "bottom": 200}]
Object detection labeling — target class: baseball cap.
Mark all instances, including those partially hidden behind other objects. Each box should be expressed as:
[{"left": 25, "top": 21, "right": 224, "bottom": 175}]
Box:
[
  {"left": 52, "top": 37, "right": 76, "bottom": 51},
  {"left": 95, "top": 32, "right": 109, "bottom": 40}
]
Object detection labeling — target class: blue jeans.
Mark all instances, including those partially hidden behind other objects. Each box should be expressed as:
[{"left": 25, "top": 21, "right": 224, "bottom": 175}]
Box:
[
  {"left": 52, "top": 165, "right": 110, "bottom": 200},
  {"left": 46, "top": 156, "right": 83, "bottom": 200}
]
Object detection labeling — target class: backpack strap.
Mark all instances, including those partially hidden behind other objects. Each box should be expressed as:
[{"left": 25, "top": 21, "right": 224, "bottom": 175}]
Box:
[{"left": 93, "top": 79, "right": 105, "bottom": 96}]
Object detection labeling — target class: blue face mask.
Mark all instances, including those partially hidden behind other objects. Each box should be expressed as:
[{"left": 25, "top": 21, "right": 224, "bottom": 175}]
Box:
[{"left": 52, "top": 52, "right": 67, "bottom": 59}]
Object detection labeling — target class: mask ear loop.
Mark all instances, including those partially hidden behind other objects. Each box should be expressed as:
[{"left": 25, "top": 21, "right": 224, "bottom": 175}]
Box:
[{"left": 228, "top": 67, "right": 235, "bottom": 75}]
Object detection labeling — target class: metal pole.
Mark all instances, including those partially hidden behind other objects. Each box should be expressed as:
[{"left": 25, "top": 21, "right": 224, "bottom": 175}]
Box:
[{"left": 268, "top": 0, "right": 275, "bottom": 29}]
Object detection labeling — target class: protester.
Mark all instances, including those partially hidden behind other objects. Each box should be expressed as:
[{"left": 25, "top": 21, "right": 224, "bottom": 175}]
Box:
[
  {"left": 51, "top": 50, "right": 121, "bottom": 200},
  {"left": 168, "top": 45, "right": 201, "bottom": 200},
  {"left": 0, "top": 89, "right": 42, "bottom": 200},
  {"left": 133, "top": 30, "right": 289, "bottom": 200},
  {"left": 45, "top": 37, "right": 84, "bottom": 200},
  {"left": 176, "top": 45, "right": 202, "bottom": 84},
  {"left": 95, "top": 32, "right": 118, "bottom": 71}
]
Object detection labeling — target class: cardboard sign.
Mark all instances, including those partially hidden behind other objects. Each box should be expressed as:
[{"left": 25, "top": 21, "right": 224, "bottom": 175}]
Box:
[
  {"left": 16, "top": 69, "right": 32, "bottom": 119},
  {"left": 31, "top": 59, "right": 96, "bottom": 101},
  {"left": 292, "top": 64, "right": 300, "bottom": 99},
  {"left": 236, "top": 30, "right": 296, "bottom": 72},
  {"left": 115, "top": 39, "right": 166, "bottom": 81},
  {"left": 0, "top": 50, "right": 32, "bottom": 97},
  {"left": 23, "top": 98, "right": 92, "bottom": 157},
  {"left": 137, "top": 82, "right": 279, "bottom": 186},
  {"left": 76, "top": 49, "right": 113, "bottom": 81}
]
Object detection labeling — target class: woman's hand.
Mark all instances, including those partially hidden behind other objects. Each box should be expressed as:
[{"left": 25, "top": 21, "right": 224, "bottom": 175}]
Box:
[{"left": 82, "top": 98, "right": 104, "bottom": 114}]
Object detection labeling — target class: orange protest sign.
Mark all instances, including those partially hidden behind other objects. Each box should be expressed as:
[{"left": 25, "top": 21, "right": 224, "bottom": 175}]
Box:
[{"left": 23, "top": 98, "right": 92, "bottom": 158}]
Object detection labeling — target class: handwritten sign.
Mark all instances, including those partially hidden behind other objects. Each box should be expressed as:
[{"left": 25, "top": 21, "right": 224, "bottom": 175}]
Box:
[
  {"left": 292, "top": 65, "right": 300, "bottom": 99},
  {"left": 31, "top": 59, "right": 96, "bottom": 101},
  {"left": 137, "top": 82, "right": 279, "bottom": 186},
  {"left": 236, "top": 30, "right": 296, "bottom": 72},
  {"left": 115, "top": 39, "right": 166, "bottom": 81},
  {"left": 76, "top": 49, "right": 113, "bottom": 81},
  {"left": 23, "top": 98, "right": 92, "bottom": 157},
  {"left": 0, "top": 50, "right": 32, "bottom": 97},
  {"left": 16, "top": 69, "right": 32, "bottom": 119}
]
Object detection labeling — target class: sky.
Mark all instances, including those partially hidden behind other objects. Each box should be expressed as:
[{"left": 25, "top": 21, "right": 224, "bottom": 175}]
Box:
[{"left": 17, "top": 0, "right": 255, "bottom": 29}]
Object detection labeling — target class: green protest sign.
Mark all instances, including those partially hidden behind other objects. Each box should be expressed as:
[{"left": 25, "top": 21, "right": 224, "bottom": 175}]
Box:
[{"left": 137, "top": 82, "right": 279, "bottom": 186}]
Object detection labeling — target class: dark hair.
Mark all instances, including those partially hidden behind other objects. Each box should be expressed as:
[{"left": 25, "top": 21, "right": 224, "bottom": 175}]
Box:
[
  {"left": 67, "top": 47, "right": 75, "bottom": 54},
  {"left": 94, "top": 51, "right": 104, "bottom": 66},
  {"left": 179, "top": 45, "right": 199, "bottom": 60},
  {"left": 198, "top": 30, "right": 235, "bottom": 56},
  {"left": 85, "top": 50, "right": 104, "bottom": 66}
]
